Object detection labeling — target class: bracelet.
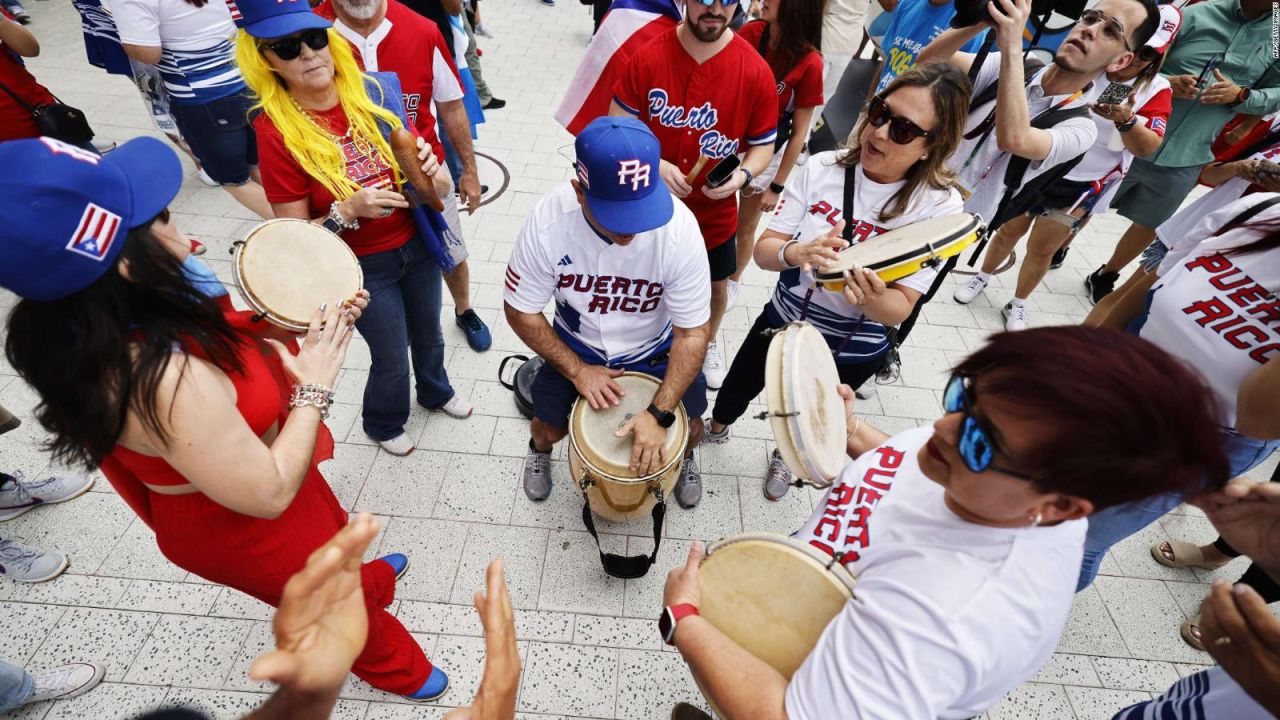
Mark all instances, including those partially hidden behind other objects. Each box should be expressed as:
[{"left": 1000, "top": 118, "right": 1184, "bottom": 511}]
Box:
[
  {"left": 289, "top": 383, "right": 335, "bottom": 420},
  {"left": 768, "top": 181, "right": 785, "bottom": 194},
  {"left": 777, "top": 240, "right": 798, "bottom": 269},
  {"left": 327, "top": 201, "right": 360, "bottom": 232},
  {"left": 1115, "top": 115, "right": 1139, "bottom": 133},
  {"left": 847, "top": 416, "right": 862, "bottom": 442}
]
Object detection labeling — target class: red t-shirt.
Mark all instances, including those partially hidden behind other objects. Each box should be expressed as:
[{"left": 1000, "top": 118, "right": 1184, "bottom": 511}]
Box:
[
  {"left": 736, "top": 21, "right": 824, "bottom": 117},
  {"left": 314, "top": 0, "right": 461, "bottom": 164},
  {"left": 614, "top": 29, "right": 778, "bottom": 249},
  {"left": 0, "top": 9, "right": 56, "bottom": 142},
  {"left": 255, "top": 105, "right": 415, "bottom": 256}
]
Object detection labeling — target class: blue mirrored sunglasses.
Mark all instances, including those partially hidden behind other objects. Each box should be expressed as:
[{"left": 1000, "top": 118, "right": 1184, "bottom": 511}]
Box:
[
  {"left": 690, "top": 0, "right": 741, "bottom": 7},
  {"left": 942, "top": 374, "right": 1037, "bottom": 481}
]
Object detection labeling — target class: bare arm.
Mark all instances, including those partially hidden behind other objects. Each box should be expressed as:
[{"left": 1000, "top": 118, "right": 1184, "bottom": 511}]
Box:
[
  {"left": 652, "top": 323, "right": 709, "bottom": 413},
  {"left": 741, "top": 142, "right": 775, "bottom": 177},
  {"left": 0, "top": 17, "right": 38, "bottom": 57},
  {"left": 772, "top": 106, "right": 815, "bottom": 189},
  {"left": 1201, "top": 160, "right": 1253, "bottom": 186},
  {"left": 675, "top": 616, "right": 790, "bottom": 720},
  {"left": 609, "top": 99, "right": 634, "bottom": 117},
  {"left": 1237, "top": 357, "right": 1280, "bottom": 440},
  {"left": 838, "top": 384, "right": 890, "bottom": 457},
  {"left": 504, "top": 303, "right": 587, "bottom": 381},
  {"left": 122, "top": 42, "right": 162, "bottom": 65},
  {"left": 915, "top": 25, "right": 986, "bottom": 74},
  {"left": 1117, "top": 120, "right": 1163, "bottom": 158},
  {"left": 993, "top": 33, "right": 1052, "bottom": 159},
  {"left": 437, "top": 98, "right": 480, "bottom": 212},
  {"left": 443, "top": 0, "right": 463, "bottom": 16}
]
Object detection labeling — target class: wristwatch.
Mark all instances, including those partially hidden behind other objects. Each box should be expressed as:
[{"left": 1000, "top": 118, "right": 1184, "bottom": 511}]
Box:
[
  {"left": 323, "top": 200, "right": 360, "bottom": 235},
  {"left": 740, "top": 167, "right": 755, "bottom": 191},
  {"left": 1115, "top": 115, "right": 1139, "bottom": 133},
  {"left": 768, "top": 181, "right": 785, "bottom": 194},
  {"left": 1236, "top": 86, "right": 1252, "bottom": 105},
  {"left": 658, "top": 604, "right": 699, "bottom": 645},
  {"left": 646, "top": 403, "right": 676, "bottom": 429}
]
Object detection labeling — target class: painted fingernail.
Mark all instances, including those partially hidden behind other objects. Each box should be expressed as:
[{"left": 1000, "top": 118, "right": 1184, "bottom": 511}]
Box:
[{"left": 320, "top": 303, "right": 327, "bottom": 312}]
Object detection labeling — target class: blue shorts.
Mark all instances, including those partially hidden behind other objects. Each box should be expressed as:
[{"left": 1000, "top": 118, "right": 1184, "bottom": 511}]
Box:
[
  {"left": 532, "top": 354, "right": 709, "bottom": 431},
  {"left": 170, "top": 90, "right": 258, "bottom": 186}
]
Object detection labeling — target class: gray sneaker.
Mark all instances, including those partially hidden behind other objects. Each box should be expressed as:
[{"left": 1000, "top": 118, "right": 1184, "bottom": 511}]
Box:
[
  {"left": 763, "top": 449, "right": 793, "bottom": 501},
  {"left": 674, "top": 457, "right": 702, "bottom": 509},
  {"left": 24, "top": 662, "right": 106, "bottom": 705},
  {"left": 0, "top": 470, "right": 94, "bottom": 521},
  {"left": 522, "top": 443, "right": 552, "bottom": 501},
  {"left": 702, "top": 422, "right": 730, "bottom": 445},
  {"left": 0, "top": 537, "right": 68, "bottom": 582}
]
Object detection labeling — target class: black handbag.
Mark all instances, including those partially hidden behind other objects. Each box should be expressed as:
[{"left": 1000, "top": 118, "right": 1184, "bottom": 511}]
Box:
[{"left": 0, "top": 79, "right": 94, "bottom": 145}]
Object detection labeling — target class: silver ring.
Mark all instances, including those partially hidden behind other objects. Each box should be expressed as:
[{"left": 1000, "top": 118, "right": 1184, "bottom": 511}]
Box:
[{"left": 380, "top": 207, "right": 393, "bottom": 218}]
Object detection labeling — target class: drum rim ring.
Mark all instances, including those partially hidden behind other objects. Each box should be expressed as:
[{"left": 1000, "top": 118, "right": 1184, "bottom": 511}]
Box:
[
  {"left": 704, "top": 531, "right": 858, "bottom": 593},
  {"left": 813, "top": 213, "right": 983, "bottom": 284},
  {"left": 232, "top": 218, "right": 364, "bottom": 331}
]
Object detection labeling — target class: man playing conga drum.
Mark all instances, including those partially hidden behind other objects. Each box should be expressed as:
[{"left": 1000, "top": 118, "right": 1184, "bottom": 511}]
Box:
[{"left": 504, "top": 116, "right": 711, "bottom": 508}]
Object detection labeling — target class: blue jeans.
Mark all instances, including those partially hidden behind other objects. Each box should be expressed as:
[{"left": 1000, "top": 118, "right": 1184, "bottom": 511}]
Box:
[
  {"left": 1076, "top": 431, "right": 1280, "bottom": 591},
  {"left": 355, "top": 237, "right": 454, "bottom": 440},
  {"left": 0, "top": 660, "right": 32, "bottom": 712},
  {"left": 169, "top": 90, "right": 257, "bottom": 185}
]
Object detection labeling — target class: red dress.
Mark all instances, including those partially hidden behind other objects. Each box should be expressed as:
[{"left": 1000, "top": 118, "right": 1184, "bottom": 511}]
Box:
[{"left": 99, "top": 311, "right": 431, "bottom": 695}]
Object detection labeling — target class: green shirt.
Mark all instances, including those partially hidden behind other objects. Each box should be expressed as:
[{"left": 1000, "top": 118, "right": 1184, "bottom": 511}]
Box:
[{"left": 1153, "top": 0, "right": 1280, "bottom": 168}]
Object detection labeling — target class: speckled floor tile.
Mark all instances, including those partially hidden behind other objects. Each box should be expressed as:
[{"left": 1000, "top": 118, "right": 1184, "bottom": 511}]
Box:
[
  {"left": 318, "top": 443, "right": 379, "bottom": 510},
  {"left": 450, "top": 523, "right": 548, "bottom": 609},
  {"left": 615, "top": 649, "right": 707, "bottom": 720},
  {"left": 661, "top": 473, "right": 742, "bottom": 542},
  {"left": 95, "top": 521, "right": 189, "bottom": 583},
  {"left": 1089, "top": 657, "right": 1180, "bottom": 693},
  {"left": 206, "top": 588, "right": 273, "bottom": 623},
  {"left": 1031, "top": 653, "right": 1100, "bottom": 687},
  {"left": 432, "top": 454, "right": 520, "bottom": 524},
  {"left": 572, "top": 616, "right": 661, "bottom": 651},
  {"left": 986, "top": 682, "right": 1075, "bottom": 720},
  {"left": 517, "top": 642, "right": 618, "bottom": 717},
  {"left": 375, "top": 517, "right": 469, "bottom": 603},
  {"left": 735, "top": 476, "right": 811, "bottom": 537},
  {"left": 537, "top": 530, "right": 625, "bottom": 616},
  {"left": 43, "top": 683, "right": 168, "bottom": 720},
  {"left": 0, "top": 601, "right": 66, "bottom": 664},
  {"left": 28, "top": 607, "right": 158, "bottom": 682},
  {"left": 116, "top": 581, "right": 220, "bottom": 616},
  {"left": 354, "top": 448, "right": 451, "bottom": 519},
  {"left": 1064, "top": 686, "right": 1151, "bottom": 720},
  {"left": 123, "top": 615, "right": 253, "bottom": 689},
  {"left": 621, "top": 537, "right": 691, "bottom": 620},
  {"left": 1055, "top": 586, "right": 1129, "bottom": 657},
  {"left": 0, "top": 576, "right": 129, "bottom": 610},
  {"left": 1096, "top": 576, "right": 1208, "bottom": 664}
]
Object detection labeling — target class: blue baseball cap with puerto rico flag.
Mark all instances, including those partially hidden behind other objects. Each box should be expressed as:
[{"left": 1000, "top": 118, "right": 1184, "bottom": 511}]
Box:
[
  {"left": 0, "top": 136, "right": 182, "bottom": 302},
  {"left": 226, "top": 0, "right": 331, "bottom": 39},
  {"left": 575, "top": 117, "right": 674, "bottom": 236}
]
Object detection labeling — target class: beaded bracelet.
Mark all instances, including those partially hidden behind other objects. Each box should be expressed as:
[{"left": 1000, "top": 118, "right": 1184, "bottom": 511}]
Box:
[{"left": 290, "top": 383, "right": 335, "bottom": 420}]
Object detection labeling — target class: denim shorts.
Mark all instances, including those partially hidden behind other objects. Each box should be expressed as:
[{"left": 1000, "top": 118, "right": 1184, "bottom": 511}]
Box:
[
  {"left": 531, "top": 354, "right": 709, "bottom": 431},
  {"left": 170, "top": 90, "right": 257, "bottom": 186}
]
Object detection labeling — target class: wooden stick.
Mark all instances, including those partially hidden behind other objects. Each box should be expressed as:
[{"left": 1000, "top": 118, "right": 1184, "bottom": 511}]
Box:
[
  {"left": 388, "top": 128, "right": 445, "bottom": 212},
  {"left": 684, "top": 155, "right": 709, "bottom": 185}
]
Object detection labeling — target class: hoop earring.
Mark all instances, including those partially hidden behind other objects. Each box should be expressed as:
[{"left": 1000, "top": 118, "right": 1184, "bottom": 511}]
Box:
[{"left": 1028, "top": 512, "right": 1043, "bottom": 527}]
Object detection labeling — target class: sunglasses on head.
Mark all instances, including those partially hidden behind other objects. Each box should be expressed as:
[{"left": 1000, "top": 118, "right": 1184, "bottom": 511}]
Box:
[
  {"left": 261, "top": 28, "right": 330, "bottom": 61},
  {"left": 1077, "top": 9, "right": 1132, "bottom": 51},
  {"left": 866, "top": 96, "right": 932, "bottom": 145},
  {"left": 943, "top": 374, "right": 1038, "bottom": 481}
]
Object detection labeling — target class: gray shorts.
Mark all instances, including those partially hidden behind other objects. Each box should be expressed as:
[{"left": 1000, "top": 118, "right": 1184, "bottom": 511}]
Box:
[
  {"left": 440, "top": 179, "right": 469, "bottom": 267},
  {"left": 1110, "top": 158, "right": 1205, "bottom": 228}
]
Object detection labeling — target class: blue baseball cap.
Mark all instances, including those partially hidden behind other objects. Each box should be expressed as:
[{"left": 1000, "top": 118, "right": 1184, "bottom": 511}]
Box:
[
  {"left": 0, "top": 136, "right": 183, "bottom": 302},
  {"left": 575, "top": 117, "right": 673, "bottom": 235},
  {"left": 226, "top": 0, "right": 330, "bottom": 39}
]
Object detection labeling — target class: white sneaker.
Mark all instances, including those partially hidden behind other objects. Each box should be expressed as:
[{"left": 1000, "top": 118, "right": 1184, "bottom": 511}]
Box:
[
  {"left": 0, "top": 537, "right": 68, "bottom": 582},
  {"left": 703, "top": 342, "right": 727, "bottom": 391},
  {"left": 474, "top": 20, "right": 494, "bottom": 37},
  {"left": 725, "top": 278, "right": 740, "bottom": 312},
  {"left": 24, "top": 662, "right": 106, "bottom": 705},
  {"left": 952, "top": 275, "right": 989, "bottom": 304},
  {"left": 854, "top": 381, "right": 877, "bottom": 400},
  {"left": 378, "top": 433, "right": 415, "bottom": 456},
  {"left": 0, "top": 470, "right": 94, "bottom": 521},
  {"left": 1002, "top": 301, "right": 1029, "bottom": 331},
  {"left": 438, "top": 394, "right": 473, "bottom": 419},
  {"left": 197, "top": 168, "right": 220, "bottom": 187}
]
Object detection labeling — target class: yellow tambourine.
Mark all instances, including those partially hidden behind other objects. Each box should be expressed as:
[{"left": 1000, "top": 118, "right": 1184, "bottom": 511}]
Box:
[{"left": 814, "top": 213, "right": 985, "bottom": 291}]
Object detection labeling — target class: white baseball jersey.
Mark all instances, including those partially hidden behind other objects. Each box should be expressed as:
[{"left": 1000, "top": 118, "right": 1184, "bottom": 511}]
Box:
[{"left": 504, "top": 183, "right": 712, "bottom": 365}]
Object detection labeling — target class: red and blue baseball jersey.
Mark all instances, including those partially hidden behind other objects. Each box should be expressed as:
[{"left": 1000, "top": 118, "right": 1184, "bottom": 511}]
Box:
[{"left": 614, "top": 29, "right": 777, "bottom": 250}]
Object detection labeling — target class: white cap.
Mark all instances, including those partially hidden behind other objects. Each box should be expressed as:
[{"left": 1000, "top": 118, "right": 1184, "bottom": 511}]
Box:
[{"left": 1146, "top": 4, "right": 1182, "bottom": 55}]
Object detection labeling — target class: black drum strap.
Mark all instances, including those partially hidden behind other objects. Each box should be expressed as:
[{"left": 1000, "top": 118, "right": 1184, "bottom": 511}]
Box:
[
  {"left": 842, "top": 164, "right": 856, "bottom": 245},
  {"left": 581, "top": 497, "right": 665, "bottom": 579}
]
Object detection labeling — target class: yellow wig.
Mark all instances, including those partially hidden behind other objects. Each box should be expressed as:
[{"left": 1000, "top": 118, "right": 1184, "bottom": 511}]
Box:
[{"left": 235, "top": 28, "right": 405, "bottom": 200}]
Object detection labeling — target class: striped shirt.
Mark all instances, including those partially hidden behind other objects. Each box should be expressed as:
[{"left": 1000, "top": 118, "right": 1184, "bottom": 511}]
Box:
[
  {"left": 106, "top": 0, "right": 244, "bottom": 105},
  {"left": 1111, "top": 666, "right": 1269, "bottom": 719}
]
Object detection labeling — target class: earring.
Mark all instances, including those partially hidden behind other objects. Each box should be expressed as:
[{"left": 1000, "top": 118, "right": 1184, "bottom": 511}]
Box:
[{"left": 1028, "top": 512, "right": 1043, "bottom": 527}]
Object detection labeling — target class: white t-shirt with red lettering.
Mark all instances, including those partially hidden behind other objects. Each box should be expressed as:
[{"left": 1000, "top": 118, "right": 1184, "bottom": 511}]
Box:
[
  {"left": 1063, "top": 76, "right": 1171, "bottom": 214},
  {"left": 785, "top": 428, "right": 1087, "bottom": 720}
]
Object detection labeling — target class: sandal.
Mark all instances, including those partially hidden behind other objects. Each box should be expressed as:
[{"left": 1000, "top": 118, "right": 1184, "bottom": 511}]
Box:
[
  {"left": 1181, "top": 614, "right": 1207, "bottom": 651},
  {"left": 1150, "top": 540, "right": 1227, "bottom": 570}
]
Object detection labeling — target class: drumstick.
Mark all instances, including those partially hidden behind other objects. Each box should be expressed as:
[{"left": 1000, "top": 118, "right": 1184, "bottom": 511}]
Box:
[
  {"left": 684, "top": 155, "right": 709, "bottom": 185},
  {"left": 388, "top": 128, "right": 446, "bottom": 213}
]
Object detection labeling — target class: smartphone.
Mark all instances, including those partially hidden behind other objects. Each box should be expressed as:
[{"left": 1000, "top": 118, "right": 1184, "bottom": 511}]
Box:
[
  {"left": 1258, "top": 159, "right": 1280, "bottom": 176},
  {"left": 705, "top": 155, "right": 742, "bottom": 188},
  {"left": 1196, "top": 53, "right": 1224, "bottom": 88},
  {"left": 1097, "top": 82, "right": 1134, "bottom": 106}
]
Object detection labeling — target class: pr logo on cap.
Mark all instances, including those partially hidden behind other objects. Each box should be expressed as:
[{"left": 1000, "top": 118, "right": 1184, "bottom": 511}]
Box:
[
  {"left": 40, "top": 137, "right": 101, "bottom": 165},
  {"left": 617, "top": 160, "right": 651, "bottom": 191},
  {"left": 66, "top": 204, "right": 122, "bottom": 262}
]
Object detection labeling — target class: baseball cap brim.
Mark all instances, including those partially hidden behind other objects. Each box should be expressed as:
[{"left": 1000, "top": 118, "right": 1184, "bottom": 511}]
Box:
[
  {"left": 103, "top": 136, "right": 184, "bottom": 229},
  {"left": 244, "top": 11, "right": 331, "bottom": 40},
  {"left": 585, "top": 184, "right": 674, "bottom": 236}
]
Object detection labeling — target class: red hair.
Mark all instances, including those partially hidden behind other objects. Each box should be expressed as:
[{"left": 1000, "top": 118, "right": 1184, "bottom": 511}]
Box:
[{"left": 954, "top": 327, "right": 1229, "bottom": 511}]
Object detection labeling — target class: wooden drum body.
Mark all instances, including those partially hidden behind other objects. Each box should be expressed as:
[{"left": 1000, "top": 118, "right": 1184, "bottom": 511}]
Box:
[
  {"left": 814, "top": 213, "right": 984, "bottom": 291},
  {"left": 765, "top": 322, "right": 847, "bottom": 487},
  {"left": 232, "top": 218, "right": 363, "bottom": 331},
  {"left": 568, "top": 372, "right": 688, "bottom": 522}
]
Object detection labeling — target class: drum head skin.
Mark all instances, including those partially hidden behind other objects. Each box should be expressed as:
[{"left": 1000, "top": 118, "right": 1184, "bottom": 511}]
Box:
[
  {"left": 234, "top": 219, "right": 363, "bottom": 331},
  {"left": 699, "top": 533, "right": 856, "bottom": 678},
  {"left": 569, "top": 372, "right": 687, "bottom": 482},
  {"left": 765, "top": 323, "right": 847, "bottom": 485},
  {"left": 815, "top": 213, "right": 983, "bottom": 288}
]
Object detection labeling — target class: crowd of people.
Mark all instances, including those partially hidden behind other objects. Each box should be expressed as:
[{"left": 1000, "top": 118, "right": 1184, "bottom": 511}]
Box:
[{"left": 0, "top": 0, "right": 1278, "bottom": 716}]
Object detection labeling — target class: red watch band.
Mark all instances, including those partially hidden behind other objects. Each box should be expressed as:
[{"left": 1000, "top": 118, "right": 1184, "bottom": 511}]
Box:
[
  {"left": 670, "top": 603, "right": 699, "bottom": 623},
  {"left": 660, "top": 603, "right": 700, "bottom": 645}
]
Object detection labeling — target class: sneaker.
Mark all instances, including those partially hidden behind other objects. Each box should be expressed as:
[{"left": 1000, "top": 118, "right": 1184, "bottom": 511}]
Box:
[
  {"left": 1085, "top": 266, "right": 1120, "bottom": 305},
  {"left": 23, "top": 662, "right": 106, "bottom": 705},
  {"left": 0, "top": 538, "right": 68, "bottom": 583},
  {"left": 1049, "top": 245, "right": 1070, "bottom": 269},
  {"left": 952, "top": 275, "right": 988, "bottom": 304},
  {"left": 725, "top": 278, "right": 740, "bottom": 312},
  {"left": 523, "top": 441, "right": 552, "bottom": 501},
  {"left": 378, "top": 553, "right": 410, "bottom": 581},
  {"left": 188, "top": 238, "right": 207, "bottom": 256},
  {"left": 703, "top": 342, "right": 727, "bottom": 391},
  {"left": 671, "top": 702, "right": 714, "bottom": 720},
  {"left": 406, "top": 665, "right": 449, "bottom": 702},
  {"left": 473, "top": 20, "right": 494, "bottom": 36},
  {"left": 0, "top": 408, "right": 19, "bottom": 437},
  {"left": 1002, "top": 301, "right": 1029, "bottom": 331},
  {"left": 11, "top": 10, "right": 30, "bottom": 23},
  {"left": 763, "top": 448, "right": 792, "bottom": 501},
  {"left": 482, "top": 97, "right": 507, "bottom": 109},
  {"left": 455, "top": 309, "right": 492, "bottom": 352},
  {"left": 540, "top": 0, "right": 554, "bottom": 6},
  {"left": 854, "top": 381, "right": 876, "bottom": 400},
  {"left": 437, "top": 394, "right": 473, "bottom": 419},
  {"left": 702, "top": 422, "right": 730, "bottom": 445},
  {"left": 196, "top": 167, "right": 220, "bottom": 187},
  {"left": 0, "top": 471, "right": 94, "bottom": 522},
  {"left": 378, "top": 433, "right": 415, "bottom": 456},
  {"left": 674, "top": 457, "right": 702, "bottom": 509}
]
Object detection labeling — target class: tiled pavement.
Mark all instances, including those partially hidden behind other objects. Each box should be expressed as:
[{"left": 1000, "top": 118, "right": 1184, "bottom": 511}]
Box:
[{"left": 2, "top": 1, "right": 1277, "bottom": 718}]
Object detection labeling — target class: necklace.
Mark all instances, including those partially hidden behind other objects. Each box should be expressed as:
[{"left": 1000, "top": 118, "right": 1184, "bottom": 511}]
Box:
[{"left": 289, "top": 97, "right": 376, "bottom": 158}]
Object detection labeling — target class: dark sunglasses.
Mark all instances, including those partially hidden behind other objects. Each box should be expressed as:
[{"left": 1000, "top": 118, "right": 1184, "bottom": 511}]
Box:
[
  {"left": 261, "top": 28, "right": 329, "bottom": 61},
  {"left": 866, "top": 96, "right": 932, "bottom": 145},
  {"left": 943, "top": 374, "right": 1038, "bottom": 481},
  {"left": 1077, "top": 9, "right": 1132, "bottom": 51},
  {"left": 689, "top": 0, "right": 740, "bottom": 6}
]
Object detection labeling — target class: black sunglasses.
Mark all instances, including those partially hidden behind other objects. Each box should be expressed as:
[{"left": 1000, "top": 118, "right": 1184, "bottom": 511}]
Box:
[
  {"left": 261, "top": 29, "right": 329, "bottom": 61},
  {"left": 866, "top": 96, "right": 932, "bottom": 145},
  {"left": 943, "top": 374, "right": 1039, "bottom": 482},
  {"left": 1077, "top": 9, "right": 1132, "bottom": 51}
]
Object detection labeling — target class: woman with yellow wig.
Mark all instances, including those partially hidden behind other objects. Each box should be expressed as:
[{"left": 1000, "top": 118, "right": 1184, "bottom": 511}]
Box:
[{"left": 237, "top": 0, "right": 474, "bottom": 463}]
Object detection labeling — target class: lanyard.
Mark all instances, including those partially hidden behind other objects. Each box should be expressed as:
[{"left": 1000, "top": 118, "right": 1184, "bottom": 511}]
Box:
[{"left": 960, "top": 76, "right": 1085, "bottom": 175}]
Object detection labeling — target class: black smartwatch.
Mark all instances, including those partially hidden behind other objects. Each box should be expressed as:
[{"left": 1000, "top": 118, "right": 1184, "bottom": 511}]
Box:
[
  {"left": 768, "top": 181, "right": 785, "bottom": 194},
  {"left": 646, "top": 403, "right": 676, "bottom": 429},
  {"left": 740, "top": 167, "right": 755, "bottom": 190}
]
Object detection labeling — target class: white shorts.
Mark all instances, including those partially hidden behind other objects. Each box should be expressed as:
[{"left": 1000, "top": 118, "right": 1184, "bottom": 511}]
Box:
[
  {"left": 439, "top": 174, "right": 469, "bottom": 267},
  {"left": 745, "top": 151, "right": 783, "bottom": 194}
]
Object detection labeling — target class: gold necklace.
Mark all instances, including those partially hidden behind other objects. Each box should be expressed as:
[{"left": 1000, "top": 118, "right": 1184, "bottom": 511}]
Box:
[{"left": 290, "top": 97, "right": 376, "bottom": 158}]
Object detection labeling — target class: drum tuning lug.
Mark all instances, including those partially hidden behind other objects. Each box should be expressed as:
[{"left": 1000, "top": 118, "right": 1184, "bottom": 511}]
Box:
[
  {"left": 825, "top": 551, "right": 846, "bottom": 571},
  {"left": 653, "top": 487, "right": 665, "bottom": 502},
  {"left": 752, "top": 410, "right": 800, "bottom": 420},
  {"left": 578, "top": 474, "right": 594, "bottom": 492}
]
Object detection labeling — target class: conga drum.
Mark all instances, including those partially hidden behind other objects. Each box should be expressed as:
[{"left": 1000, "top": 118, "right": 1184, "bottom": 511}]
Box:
[
  {"left": 699, "top": 533, "right": 856, "bottom": 680},
  {"left": 814, "top": 213, "right": 985, "bottom": 290},
  {"left": 764, "top": 322, "right": 847, "bottom": 487},
  {"left": 568, "top": 372, "right": 688, "bottom": 522},
  {"left": 231, "top": 218, "right": 363, "bottom": 331}
]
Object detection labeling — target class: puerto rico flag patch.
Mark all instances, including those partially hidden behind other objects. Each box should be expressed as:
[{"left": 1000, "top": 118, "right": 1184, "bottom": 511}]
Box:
[{"left": 66, "top": 203, "right": 122, "bottom": 261}]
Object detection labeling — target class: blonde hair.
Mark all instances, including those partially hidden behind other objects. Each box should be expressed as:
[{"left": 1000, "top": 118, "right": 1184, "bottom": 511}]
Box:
[{"left": 235, "top": 28, "right": 405, "bottom": 199}]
